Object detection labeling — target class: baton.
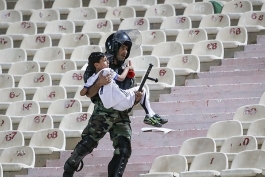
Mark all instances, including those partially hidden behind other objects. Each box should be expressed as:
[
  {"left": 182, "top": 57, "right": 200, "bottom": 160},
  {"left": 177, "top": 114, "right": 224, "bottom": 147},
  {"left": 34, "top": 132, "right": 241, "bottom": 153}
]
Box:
[{"left": 138, "top": 63, "right": 158, "bottom": 91}]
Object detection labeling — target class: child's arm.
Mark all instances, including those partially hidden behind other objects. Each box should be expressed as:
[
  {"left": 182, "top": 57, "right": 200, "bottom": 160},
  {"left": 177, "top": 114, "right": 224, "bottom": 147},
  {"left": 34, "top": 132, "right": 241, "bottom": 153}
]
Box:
[
  {"left": 80, "top": 87, "right": 88, "bottom": 96},
  {"left": 115, "top": 65, "right": 134, "bottom": 82}
]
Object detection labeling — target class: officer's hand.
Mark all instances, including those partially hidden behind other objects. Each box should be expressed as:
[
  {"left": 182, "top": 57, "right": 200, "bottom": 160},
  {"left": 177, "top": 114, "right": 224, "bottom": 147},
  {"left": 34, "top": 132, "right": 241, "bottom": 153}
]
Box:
[
  {"left": 97, "top": 71, "right": 112, "bottom": 86},
  {"left": 134, "top": 91, "right": 143, "bottom": 105}
]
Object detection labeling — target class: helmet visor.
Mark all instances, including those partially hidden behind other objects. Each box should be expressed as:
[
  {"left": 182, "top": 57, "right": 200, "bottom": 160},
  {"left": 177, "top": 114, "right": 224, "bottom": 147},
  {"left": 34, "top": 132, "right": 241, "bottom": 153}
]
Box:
[{"left": 114, "top": 29, "right": 142, "bottom": 50}]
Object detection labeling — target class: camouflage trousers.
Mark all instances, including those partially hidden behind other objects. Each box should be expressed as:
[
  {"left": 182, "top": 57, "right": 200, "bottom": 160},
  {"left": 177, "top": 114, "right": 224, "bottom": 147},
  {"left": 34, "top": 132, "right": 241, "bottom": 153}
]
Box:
[{"left": 82, "top": 99, "right": 132, "bottom": 155}]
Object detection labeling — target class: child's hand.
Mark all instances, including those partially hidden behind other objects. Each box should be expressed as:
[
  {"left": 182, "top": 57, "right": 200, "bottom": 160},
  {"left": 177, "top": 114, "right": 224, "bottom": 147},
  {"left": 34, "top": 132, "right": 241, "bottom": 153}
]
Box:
[
  {"left": 98, "top": 71, "right": 112, "bottom": 86},
  {"left": 127, "top": 60, "right": 135, "bottom": 78}
]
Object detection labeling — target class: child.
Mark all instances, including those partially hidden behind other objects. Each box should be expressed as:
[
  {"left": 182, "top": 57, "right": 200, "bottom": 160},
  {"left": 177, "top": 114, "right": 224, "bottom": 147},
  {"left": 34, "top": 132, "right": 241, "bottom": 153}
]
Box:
[{"left": 81, "top": 52, "right": 168, "bottom": 127}]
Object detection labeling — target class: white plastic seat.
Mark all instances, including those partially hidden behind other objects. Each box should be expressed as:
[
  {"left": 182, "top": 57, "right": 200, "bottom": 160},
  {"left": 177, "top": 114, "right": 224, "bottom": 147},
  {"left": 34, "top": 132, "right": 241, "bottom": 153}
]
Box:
[
  {"left": 105, "top": 6, "right": 136, "bottom": 25},
  {"left": 81, "top": 19, "right": 113, "bottom": 39},
  {"left": 180, "top": 152, "right": 228, "bottom": 177},
  {"left": 89, "top": 0, "right": 119, "bottom": 13},
  {"left": 0, "top": 146, "right": 35, "bottom": 171},
  {"left": 44, "top": 60, "right": 77, "bottom": 80},
  {"left": 29, "top": 9, "right": 60, "bottom": 28},
  {"left": 221, "top": 0, "right": 252, "bottom": 20},
  {"left": 8, "top": 61, "right": 40, "bottom": 82},
  {"left": 74, "top": 86, "right": 92, "bottom": 107},
  {"left": 0, "top": 164, "right": 2, "bottom": 177},
  {"left": 206, "top": 120, "right": 243, "bottom": 147},
  {"left": 259, "top": 92, "right": 265, "bottom": 105},
  {"left": 43, "top": 20, "right": 75, "bottom": 40},
  {"left": 247, "top": 118, "right": 265, "bottom": 144},
  {"left": 179, "top": 137, "right": 216, "bottom": 163},
  {"left": 0, "top": 35, "right": 13, "bottom": 50},
  {"left": 20, "top": 34, "right": 52, "bottom": 56},
  {"left": 33, "top": 46, "right": 65, "bottom": 68},
  {"left": 166, "top": 54, "right": 200, "bottom": 76},
  {"left": 87, "top": 102, "right": 95, "bottom": 115},
  {"left": 14, "top": 0, "right": 44, "bottom": 15},
  {"left": 59, "top": 112, "right": 91, "bottom": 137},
  {"left": 47, "top": 98, "right": 82, "bottom": 122},
  {"left": 118, "top": 17, "right": 150, "bottom": 31},
  {"left": 144, "top": 4, "right": 175, "bottom": 23},
  {"left": 221, "top": 150, "right": 265, "bottom": 177},
  {"left": 0, "top": 0, "right": 6, "bottom": 10},
  {"left": 58, "top": 33, "right": 90, "bottom": 54},
  {"left": 183, "top": 2, "right": 214, "bottom": 21},
  {"left": 176, "top": 28, "right": 208, "bottom": 50},
  {"left": 32, "top": 86, "right": 67, "bottom": 109},
  {"left": 141, "top": 67, "right": 175, "bottom": 90},
  {"left": 17, "top": 114, "right": 53, "bottom": 139},
  {"left": 233, "top": 104, "right": 265, "bottom": 129},
  {"left": 18, "top": 72, "right": 52, "bottom": 94},
  {"left": 67, "top": 7, "right": 97, "bottom": 26},
  {"left": 160, "top": 16, "right": 192, "bottom": 36},
  {"left": 0, "top": 48, "right": 27, "bottom": 70},
  {"left": 51, "top": 0, "right": 82, "bottom": 15},
  {"left": 164, "top": 0, "right": 195, "bottom": 10},
  {"left": 0, "top": 74, "right": 14, "bottom": 88},
  {"left": 130, "top": 45, "right": 143, "bottom": 58},
  {"left": 238, "top": 11, "right": 265, "bottom": 32},
  {"left": 151, "top": 41, "right": 184, "bottom": 64},
  {"left": 0, "top": 10, "right": 22, "bottom": 29},
  {"left": 139, "top": 154, "right": 188, "bottom": 177},
  {"left": 199, "top": 14, "right": 231, "bottom": 34},
  {"left": 141, "top": 30, "right": 166, "bottom": 52},
  {"left": 59, "top": 70, "right": 85, "bottom": 93},
  {"left": 29, "top": 128, "right": 65, "bottom": 154},
  {"left": 126, "top": 0, "right": 157, "bottom": 12},
  {"left": 191, "top": 39, "right": 224, "bottom": 62},
  {"left": 0, "top": 87, "right": 25, "bottom": 110},
  {"left": 215, "top": 26, "right": 248, "bottom": 48},
  {"left": 0, "top": 130, "right": 24, "bottom": 153},
  {"left": 6, "top": 21, "right": 37, "bottom": 41},
  {"left": 0, "top": 115, "right": 12, "bottom": 131},
  {"left": 220, "top": 135, "right": 257, "bottom": 161},
  {"left": 70, "top": 45, "right": 103, "bottom": 68}
]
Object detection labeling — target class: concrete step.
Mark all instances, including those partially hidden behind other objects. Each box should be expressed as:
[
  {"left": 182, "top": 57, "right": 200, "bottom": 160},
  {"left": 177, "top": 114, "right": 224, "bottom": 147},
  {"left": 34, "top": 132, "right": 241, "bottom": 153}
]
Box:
[
  {"left": 234, "top": 50, "right": 265, "bottom": 58},
  {"left": 210, "top": 64, "right": 265, "bottom": 72},
  {"left": 244, "top": 43, "right": 265, "bottom": 52},
  {"left": 257, "top": 35, "right": 265, "bottom": 44},
  {"left": 197, "top": 69, "right": 265, "bottom": 78},
  {"left": 221, "top": 57, "right": 265, "bottom": 66}
]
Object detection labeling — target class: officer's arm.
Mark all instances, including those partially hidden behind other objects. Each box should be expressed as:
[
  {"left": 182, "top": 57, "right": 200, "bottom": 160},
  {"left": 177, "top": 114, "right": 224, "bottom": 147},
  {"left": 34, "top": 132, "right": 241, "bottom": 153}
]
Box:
[{"left": 86, "top": 72, "right": 110, "bottom": 98}]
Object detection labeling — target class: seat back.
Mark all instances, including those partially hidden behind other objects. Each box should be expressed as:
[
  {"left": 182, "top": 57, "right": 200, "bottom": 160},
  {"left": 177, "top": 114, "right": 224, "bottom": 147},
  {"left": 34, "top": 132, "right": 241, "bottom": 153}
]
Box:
[
  {"left": 0, "top": 87, "right": 25, "bottom": 103},
  {"left": 130, "top": 46, "right": 143, "bottom": 58},
  {"left": 0, "top": 48, "right": 26, "bottom": 64},
  {"left": 89, "top": 0, "right": 119, "bottom": 8},
  {"left": 144, "top": 67, "right": 175, "bottom": 86},
  {"left": 29, "top": 128, "right": 65, "bottom": 150},
  {"left": 52, "top": 0, "right": 82, "bottom": 9},
  {"left": 0, "top": 164, "right": 2, "bottom": 177},
  {"left": 30, "top": 9, "right": 60, "bottom": 23},
  {"left": 18, "top": 72, "right": 52, "bottom": 88},
  {"left": 145, "top": 4, "right": 175, "bottom": 18},
  {"left": 8, "top": 61, "right": 40, "bottom": 76},
  {"left": 191, "top": 39, "right": 224, "bottom": 58},
  {"left": 17, "top": 114, "right": 53, "bottom": 131},
  {"left": 59, "top": 70, "right": 85, "bottom": 87},
  {"left": 151, "top": 41, "right": 184, "bottom": 57},
  {"left": 67, "top": 7, "right": 97, "bottom": 21},
  {"left": 0, "top": 10, "right": 22, "bottom": 23},
  {"left": 259, "top": 91, "right": 265, "bottom": 105},
  {"left": 126, "top": 0, "right": 156, "bottom": 6},
  {"left": 33, "top": 46, "right": 65, "bottom": 62},
  {"left": 222, "top": 0, "right": 252, "bottom": 14},
  {"left": 59, "top": 112, "right": 90, "bottom": 131},
  {"left": 58, "top": 33, "right": 90, "bottom": 48},
  {"left": 0, "top": 0, "right": 6, "bottom": 10},
  {"left": 20, "top": 34, "right": 52, "bottom": 50},
  {"left": 119, "top": 17, "right": 150, "bottom": 31},
  {"left": 0, "top": 130, "right": 24, "bottom": 149},
  {"left": 166, "top": 54, "right": 200, "bottom": 72},
  {"left": 0, "top": 35, "right": 13, "bottom": 49},
  {"left": 176, "top": 28, "right": 208, "bottom": 44},
  {"left": 184, "top": 2, "right": 214, "bottom": 15},
  {"left": 0, "top": 74, "right": 14, "bottom": 88},
  {"left": 247, "top": 118, "right": 265, "bottom": 136},
  {"left": 70, "top": 45, "right": 102, "bottom": 61},
  {"left": 149, "top": 154, "right": 188, "bottom": 173},
  {"left": 44, "top": 20, "right": 75, "bottom": 34},
  {"left": 199, "top": 14, "right": 230, "bottom": 28},
  {"left": 238, "top": 11, "right": 265, "bottom": 27},
  {"left": 105, "top": 6, "right": 136, "bottom": 19},
  {"left": 82, "top": 19, "right": 113, "bottom": 33},
  {"left": 5, "top": 100, "right": 40, "bottom": 116},
  {"left": 130, "top": 55, "right": 160, "bottom": 71},
  {"left": 141, "top": 30, "right": 166, "bottom": 46},
  {"left": 216, "top": 26, "right": 248, "bottom": 44},
  {"left": 0, "top": 115, "right": 12, "bottom": 131},
  {"left": 47, "top": 99, "right": 82, "bottom": 115},
  {"left": 32, "top": 85, "right": 67, "bottom": 102},
  {"left": 6, "top": 21, "right": 37, "bottom": 35},
  {"left": 160, "top": 16, "right": 192, "bottom": 31},
  {"left": 73, "top": 86, "right": 92, "bottom": 103},
  {"left": 14, "top": 0, "right": 44, "bottom": 11},
  {"left": 233, "top": 104, "right": 265, "bottom": 122},
  {"left": 44, "top": 60, "right": 76, "bottom": 74}
]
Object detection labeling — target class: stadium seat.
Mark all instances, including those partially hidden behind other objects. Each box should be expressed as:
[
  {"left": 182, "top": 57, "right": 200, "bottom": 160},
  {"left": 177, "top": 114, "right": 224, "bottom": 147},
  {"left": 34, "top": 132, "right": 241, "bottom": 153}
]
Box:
[
  {"left": 259, "top": 92, "right": 265, "bottom": 105},
  {"left": 6, "top": 21, "right": 37, "bottom": 41},
  {"left": 44, "top": 60, "right": 77, "bottom": 80},
  {"left": 17, "top": 114, "right": 53, "bottom": 139},
  {"left": 14, "top": 0, "right": 44, "bottom": 15},
  {"left": 180, "top": 152, "right": 228, "bottom": 177},
  {"left": 29, "top": 128, "right": 65, "bottom": 154},
  {"left": 141, "top": 67, "right": 175, "bottom": 90},
  {"left": 70, "top": 45, "right": 103, "bottom": 68},
  {"left": 59, "top": 112, "right": 91, "bottom": 137},
  {"left": 0, "top": 48, "right": 27, "bottom": 70},
  {"left": 221, "top": 150, "right": 265, "bottom": 176},
  {"left": 247, "top": 118, "right": 265, "bottom": 144},
  {"left": 87, "top": 102, "right": 95, "bottom": 115},
  {"left": 0, "top": 0, "right": 6, "bottom": 11},
  {"left": 190, "top": 39, "right": 224, "bottom": 62},
  {"left": 139, "top": 154, "right": 188, "bottom": 177},
  {"left": 215, "top": 26, "right": 248, "bottom": 48},
  {"left": 0, "top": 35, "right": 13, "bottom": 50},
  {"left": 220, "top": 135, "right": 257, "bottom": 161},
  {"left": 29, "top": 9, "right": 60, "bottom": 28},
  {"left": 0, "top": 10, "right": 22, "bottom": 29},
  {"left": 18, "top": 72, "right": 52, "bottom": 94},
  {"left": 166, "top": 54, "right": 200, "bottom": 75},
  {"left": 151, "top": 41, "right": 184, "bottom": 64},
  {"left": 89, "top": 0, "right": 119, "bottom": 13},
  {"left": 105, "top": 6, "right": 136, "bottom": 25},
  {"left": 144, "top": 4, "right": 175, "bottom": 23},
  {"left": 0, "top": 146, "right": 35, "bottom": 171},
  {"left": 199, "top": 14, "right": 230, "bottom": 34},
  {"left": 0, "top": 74, "right": 14, "bottom": 88},
  {"left": 183, "top": 2, "right": 214, "bottom": 21},
  {"left": 20, "top": 34, "right": 52, "bottom": 56},
  {"left": 141, "top": 30, "right": 166, "bottom": 52},
  {"left": 8, "top": 61, "right": 40, "bottom": 82},
  {"left": 0, "top": 87, "right": 26, "bottom": 110},
  {"left": 32, "top": 85, "right": 67, "bottom": 109},
  {"left": 179, "top": 137, "right": 216, "bottom": 163},
  {"left": 33, "top": 46, "right": 65, "bottom": 68},
  {"left": 0, "top": 115, "right": 12, "bottom": 131},
  {"left": 74, "top": 86, "right": 92, "bottom": 107},
  {"left": 130, "top": 45, "right": 143, "bottom": 58},
  {"left": 176, "top": 28, "right": 208, "bottom": 50},
  {"left": 164, "top": 0, "right": 195, "bottom": 10},
  {"left": 160, "top": 16, "right": 192, "bottom": 36},
  {"left": 233, "top": 104, "right": 265, "bottom": 129},
  {"left": 58, "top": 33, "right": 90, "bottom": 54},
  {"left": 0, "top": 130, "right": 24, "bottom": 153},
  {"left": 47, "top": 98, "right": 82, "bottom": 122},
  {"left": 206, "top": 120, "right": 243, "bottom": 146},
  {"left": 118, "top": 17, "right": 150, "bottom": 31},
  {"left": 238, "top": 11, "right": 265, "bottom": 32},
  {"left": 81, "top": 19, "right": 113, "bottom": 39},
  {"left": 0, "top": 164, "right": 2, "bottom": 177},
  {"left": 43, "top": 20, "right": 75, "bottom": 40},
  {"left": 98, "top": 31, "right": 114, "bottom": 51},
  {"left": 67, "top": 7, "right": 97, "bottom": 26},
  {"left": 59, "top": 70, "right": 85, "bottom": 93},
  {"left": 51, "top": 0, "right": 82, "bottom": 15},
  {"left": 221, "top": 0, "right": 252, "bottom": 20},
  {"left": 125, "top": 0, "right": 157, "bottom": 12}
]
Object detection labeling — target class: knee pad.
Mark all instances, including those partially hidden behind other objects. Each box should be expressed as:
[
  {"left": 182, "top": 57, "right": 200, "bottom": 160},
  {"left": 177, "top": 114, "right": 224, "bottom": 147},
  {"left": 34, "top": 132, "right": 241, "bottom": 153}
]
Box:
[{"left": 118, "top": 136, "right": 132, "bottom": 158}]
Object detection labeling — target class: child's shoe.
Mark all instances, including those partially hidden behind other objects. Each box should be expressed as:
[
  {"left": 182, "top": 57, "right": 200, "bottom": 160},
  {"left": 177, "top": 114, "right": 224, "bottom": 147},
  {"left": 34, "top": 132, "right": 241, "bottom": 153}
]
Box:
[
  {"left": 153, "top": 114, "right": 168, "bottom": 124},
  {"left": 143, "top": 115, "right": 162, "bottom": 127}
]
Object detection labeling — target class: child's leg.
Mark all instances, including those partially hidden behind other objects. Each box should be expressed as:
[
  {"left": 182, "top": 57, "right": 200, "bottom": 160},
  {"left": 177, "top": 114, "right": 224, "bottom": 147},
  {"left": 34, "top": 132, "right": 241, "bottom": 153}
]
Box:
[{"left": 139, "top": 87, "right": 155, "bottom": 116}]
